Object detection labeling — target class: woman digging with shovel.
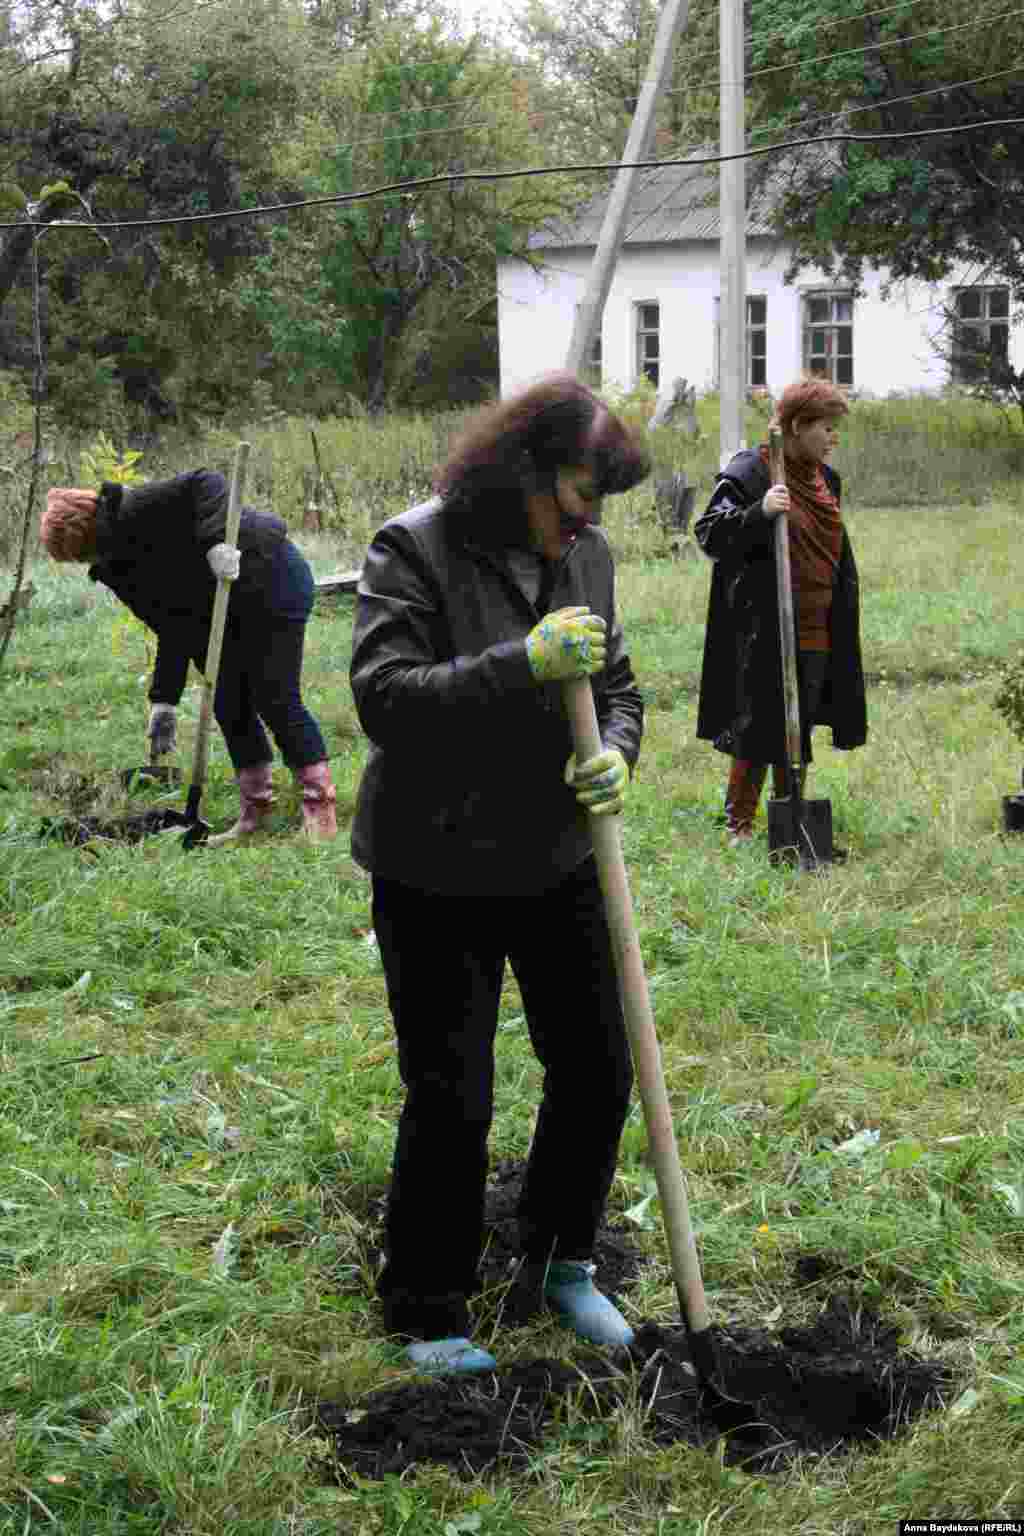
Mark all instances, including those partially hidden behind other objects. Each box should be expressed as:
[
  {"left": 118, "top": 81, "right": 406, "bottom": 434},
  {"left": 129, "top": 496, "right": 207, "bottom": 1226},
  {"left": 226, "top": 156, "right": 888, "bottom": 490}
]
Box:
[
  {"left": 694, "top": 376, "right": 867, "bottom": 847},
  {"left": 349, "top": 372, "right": 651, "bottom": 1376},
  {"left": 40, "top": 468, "right": 337, "bottom": 844}
]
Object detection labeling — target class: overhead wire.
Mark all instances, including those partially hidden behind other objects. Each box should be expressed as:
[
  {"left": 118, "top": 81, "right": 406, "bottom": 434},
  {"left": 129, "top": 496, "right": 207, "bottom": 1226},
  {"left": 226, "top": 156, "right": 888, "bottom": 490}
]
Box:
[
  {"left": 3, "top": 116, "right": 1020, "bottom": 234},
  {"left": 222, "top": 0, "right": 959, "bottom": 130},
  {"left": 622, "top": 61, "right": 1023, "bottom": 244},
  {"left": 294, "top": 8, "right": 1021, "bottom": 165}
]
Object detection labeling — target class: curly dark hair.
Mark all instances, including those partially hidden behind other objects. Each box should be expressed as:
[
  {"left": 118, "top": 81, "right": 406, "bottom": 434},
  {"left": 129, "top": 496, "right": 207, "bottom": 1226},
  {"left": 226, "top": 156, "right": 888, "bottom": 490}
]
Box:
[{"left": 435, "top": 372, "right": 650, "bottom": 536}]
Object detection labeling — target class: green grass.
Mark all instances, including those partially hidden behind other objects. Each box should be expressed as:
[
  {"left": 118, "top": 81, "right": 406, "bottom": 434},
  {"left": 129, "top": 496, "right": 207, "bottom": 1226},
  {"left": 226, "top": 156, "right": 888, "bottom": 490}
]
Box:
[{"left": 0, "top": 423, "right": 1023, "bottom": 1532}]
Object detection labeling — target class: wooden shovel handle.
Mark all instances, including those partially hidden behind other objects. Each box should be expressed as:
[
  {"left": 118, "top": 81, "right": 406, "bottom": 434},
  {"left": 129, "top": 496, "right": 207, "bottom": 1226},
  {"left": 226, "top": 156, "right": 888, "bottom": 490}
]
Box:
[
  {"left": 562, "top": 675, "right": 710, "bottom": 1336},
  {"left": 190, "top": 442, "right": 251, "bottom": 794},
  {"left": 768, "top": 427, "right": 802, "bottom": 772}
]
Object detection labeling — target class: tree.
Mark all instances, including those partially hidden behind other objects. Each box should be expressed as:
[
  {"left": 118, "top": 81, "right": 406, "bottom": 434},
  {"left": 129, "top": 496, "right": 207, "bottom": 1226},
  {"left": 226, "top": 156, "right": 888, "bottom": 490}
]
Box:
[
  {"left": 0, "top": 0, "right": 316, "bottom": 425},
  {"left": 240, "top": 14, "right": 577, "bottom": 410},
  {"left": 742, "top": 0, "right": 1024, "bottom": 312},
  {"left": 511, "top": 0, "right": 718, "bottom": 162}
]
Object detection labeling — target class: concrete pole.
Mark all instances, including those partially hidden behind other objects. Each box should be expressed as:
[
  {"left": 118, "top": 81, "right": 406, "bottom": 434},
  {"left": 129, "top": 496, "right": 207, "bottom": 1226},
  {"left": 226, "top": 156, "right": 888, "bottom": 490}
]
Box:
[
  {"left": 564, "top": 0, "right": 692, "bottom": 377},
  {"left": 718, "top": 0, "right": 746, "bottom": 466}
]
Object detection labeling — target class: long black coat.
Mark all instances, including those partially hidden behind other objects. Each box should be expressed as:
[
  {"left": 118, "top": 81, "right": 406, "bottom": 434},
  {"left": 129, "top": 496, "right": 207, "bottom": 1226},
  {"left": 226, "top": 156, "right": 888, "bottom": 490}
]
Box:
[
  {"left": 694, "top": 448, "right": 867, "bottom": 763},
  {"left": 89, "top": 470, "right": 289, "bottom": 705},
  {"left": 349, "top": 495, "right": 644, "bottom": 897}
]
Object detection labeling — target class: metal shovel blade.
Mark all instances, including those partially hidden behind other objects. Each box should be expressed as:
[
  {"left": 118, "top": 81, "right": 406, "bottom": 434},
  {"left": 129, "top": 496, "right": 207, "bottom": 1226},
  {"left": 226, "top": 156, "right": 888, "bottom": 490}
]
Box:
[
  {"left": 767, "top": 795, "right": 834, "bottom": 869},
  {"left": 1003, "top": 794, "right": 1024, "bottom": 834},
  {"left": 181, "top": 818, "right": 211, "bottom": 850}
]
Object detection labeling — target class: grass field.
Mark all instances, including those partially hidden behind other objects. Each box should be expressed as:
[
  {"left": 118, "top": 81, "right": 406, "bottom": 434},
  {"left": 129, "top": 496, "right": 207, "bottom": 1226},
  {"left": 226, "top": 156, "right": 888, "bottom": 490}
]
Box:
[{"left": 1, "top": 401, "right": 1023, "bottom": 1533}]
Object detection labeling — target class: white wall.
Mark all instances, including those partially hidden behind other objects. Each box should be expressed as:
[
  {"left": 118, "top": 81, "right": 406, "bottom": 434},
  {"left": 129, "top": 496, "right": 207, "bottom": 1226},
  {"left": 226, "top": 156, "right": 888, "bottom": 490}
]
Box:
[{"left": 497, "top": 240, "right": 1021, "bottom": 400}]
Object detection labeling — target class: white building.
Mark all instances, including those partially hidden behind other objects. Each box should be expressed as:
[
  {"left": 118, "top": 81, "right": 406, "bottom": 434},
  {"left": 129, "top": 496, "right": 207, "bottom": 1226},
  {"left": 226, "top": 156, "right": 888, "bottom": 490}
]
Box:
[{"left": 497, "top": 163, "right": 1019, "bottom": 401}]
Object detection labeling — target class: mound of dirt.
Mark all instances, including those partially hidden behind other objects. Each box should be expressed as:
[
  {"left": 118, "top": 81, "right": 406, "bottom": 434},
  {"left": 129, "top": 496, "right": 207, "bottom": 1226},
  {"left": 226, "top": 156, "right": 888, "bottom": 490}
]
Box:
[
  {"left": 39, "top": 810, "right": 187, "bottom": 845},
  {"left": 317, "top": 1293, "right": 954, "bottom": 1480}
]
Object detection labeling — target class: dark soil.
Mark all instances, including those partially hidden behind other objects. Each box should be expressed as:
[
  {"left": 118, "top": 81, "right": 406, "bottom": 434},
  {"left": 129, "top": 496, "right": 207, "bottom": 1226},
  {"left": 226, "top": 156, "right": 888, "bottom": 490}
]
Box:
[
  {"left": 39, "top": 809, "right": 193, "bottom": 845},
  {"left": 317, "top": 1294, "right": 954, "bottom": 1480},
  {"left": 316, "top": 1162, "right": 956, "bottom": 1480}
]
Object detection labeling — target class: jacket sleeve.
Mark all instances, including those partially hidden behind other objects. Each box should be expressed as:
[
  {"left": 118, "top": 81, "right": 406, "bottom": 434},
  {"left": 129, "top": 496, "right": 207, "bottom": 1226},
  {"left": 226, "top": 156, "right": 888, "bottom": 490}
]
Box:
[
  {"left": 694, "top": 473, "right": 776, "bottom": 563},
  {"left": 594, "top": 572, "right": 643, "bottom": 773},
  {"left": 148, "top": 632, "right": 192, "bottom": 706},
  {"left": 350, "top": 520, "right": 537, "bottom": 751}
]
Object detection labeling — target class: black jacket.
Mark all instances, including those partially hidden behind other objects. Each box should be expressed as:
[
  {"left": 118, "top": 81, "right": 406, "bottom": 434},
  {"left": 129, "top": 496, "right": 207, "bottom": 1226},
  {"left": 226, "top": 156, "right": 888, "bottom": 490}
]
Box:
[
  {"left": 88, "top": 469, "right": 288, "bottom": 705},
  {"left": 349, "top": 495, "right": 644, "bottom": 896},
  {"left": 694, "top": 448, "right": 867, "bottom": 761}
]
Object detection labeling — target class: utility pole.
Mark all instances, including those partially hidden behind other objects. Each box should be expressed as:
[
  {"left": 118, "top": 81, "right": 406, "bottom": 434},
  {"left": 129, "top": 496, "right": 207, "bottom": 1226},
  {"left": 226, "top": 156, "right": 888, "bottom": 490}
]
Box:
[
  {"left": 564, "top": 0, "right": 692, "bottom": 377},
  {"left": 718, "top": 0, "right": 746, "bottom": 466}
]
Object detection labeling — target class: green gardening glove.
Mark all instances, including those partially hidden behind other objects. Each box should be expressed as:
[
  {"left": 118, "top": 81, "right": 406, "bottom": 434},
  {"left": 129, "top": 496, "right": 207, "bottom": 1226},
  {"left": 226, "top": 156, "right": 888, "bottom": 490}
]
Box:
[
  {"left": 525, "top": 606, "right": 607, "bottom": 684},
  {"left": 565, "top": 747, "right": 630, "bottom": 816}
]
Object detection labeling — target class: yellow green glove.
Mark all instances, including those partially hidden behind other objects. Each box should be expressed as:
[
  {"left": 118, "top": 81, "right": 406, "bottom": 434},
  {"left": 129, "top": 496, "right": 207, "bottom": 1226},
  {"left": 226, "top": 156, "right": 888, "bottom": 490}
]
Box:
[
  {"left": 525, "top": 606, "right": 607, "bottom": 684},
  {"left": 564, "top": 747, "right": 629, "bottom": 816}
]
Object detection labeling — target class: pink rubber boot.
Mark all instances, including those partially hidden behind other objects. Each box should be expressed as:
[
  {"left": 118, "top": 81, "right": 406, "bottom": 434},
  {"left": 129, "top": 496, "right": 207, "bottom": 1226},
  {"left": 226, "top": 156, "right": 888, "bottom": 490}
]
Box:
[
  {"left": 294, "top": 760, "right": 337, "bottom": 842},
  {"left": 207, "top": 762, "right": 276, "bottom": 847}
]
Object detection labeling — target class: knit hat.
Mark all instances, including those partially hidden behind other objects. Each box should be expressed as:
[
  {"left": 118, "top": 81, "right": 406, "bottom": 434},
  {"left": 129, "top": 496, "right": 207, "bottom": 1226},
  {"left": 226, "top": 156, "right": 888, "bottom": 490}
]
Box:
[{"left": 41, "top": 488, "right": 99, "bottom": 562}]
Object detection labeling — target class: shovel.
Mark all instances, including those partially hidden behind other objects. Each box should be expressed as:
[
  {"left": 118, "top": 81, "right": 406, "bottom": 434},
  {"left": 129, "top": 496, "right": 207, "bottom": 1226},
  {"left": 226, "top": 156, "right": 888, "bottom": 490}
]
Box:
[
  {"left": 174, "top": 440, "right": 251, "bottom": 849},
  {"left": 40, "top": 442, "right": 250, "bottom": 849},
  {"left": 764, "top": 426, "right": 835, "bottom": 870},
  {"left": 562, "top": 676, "right": 729, "bottom": 1402}
]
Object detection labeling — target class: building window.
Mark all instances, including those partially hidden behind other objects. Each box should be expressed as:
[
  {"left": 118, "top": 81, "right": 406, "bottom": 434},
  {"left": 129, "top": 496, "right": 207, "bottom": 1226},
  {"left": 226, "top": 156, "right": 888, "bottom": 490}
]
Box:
[
  {"left": 951, "top": 286, "right": 1010, "bottom": 384},
  {"left": 802, "top": 292, "right": 853, "bottom": 386},
  {"left": 713, "top": 296, "right": 768, "bottom": 389},
  {"left": 636, "top": 303, "right": 659, "bottom": 388}
]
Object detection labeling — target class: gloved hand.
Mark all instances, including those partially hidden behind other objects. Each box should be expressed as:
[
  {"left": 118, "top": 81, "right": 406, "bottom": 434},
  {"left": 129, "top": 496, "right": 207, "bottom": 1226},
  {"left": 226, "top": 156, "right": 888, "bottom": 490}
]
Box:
[
  {"left": 207, "top": 542, "right": 240, "bottom": 581},
  {"left": 525, "top": 607, "right": 607, "bottom": 684},
  {"left": 147, "top": 703, "right": 177, "bottom": 758},
  {"left": 564, "top": 747, "right": 629, "bottom": 816}
]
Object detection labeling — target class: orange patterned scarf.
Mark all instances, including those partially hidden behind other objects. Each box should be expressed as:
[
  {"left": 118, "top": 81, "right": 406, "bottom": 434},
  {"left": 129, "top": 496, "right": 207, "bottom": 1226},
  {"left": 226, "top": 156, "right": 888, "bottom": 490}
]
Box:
[{"left": 760, "top": 444, "right": 843, "bottom": 651}]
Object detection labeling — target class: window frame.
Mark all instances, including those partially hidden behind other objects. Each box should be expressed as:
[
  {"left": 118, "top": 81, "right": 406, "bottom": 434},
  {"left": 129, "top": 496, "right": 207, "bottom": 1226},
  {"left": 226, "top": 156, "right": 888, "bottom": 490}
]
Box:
[
  {"left": 801, "top": 289, "right": 854, "bottom": 387},
  {"left": 713, "top": 295, "right": 769, "bottom": 389},
  {"left": 635, "top": 301, "right": 660, "bottom": 389},
  {"left": 950, "top": 286, "right": 1010, "bottom": 386}
]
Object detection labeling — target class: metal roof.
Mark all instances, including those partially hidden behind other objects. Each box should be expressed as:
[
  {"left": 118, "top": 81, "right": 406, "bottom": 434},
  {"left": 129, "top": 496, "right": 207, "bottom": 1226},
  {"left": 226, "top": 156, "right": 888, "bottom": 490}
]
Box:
[{"left": 529, "top": 160, "right": 779, "bottom": 250}]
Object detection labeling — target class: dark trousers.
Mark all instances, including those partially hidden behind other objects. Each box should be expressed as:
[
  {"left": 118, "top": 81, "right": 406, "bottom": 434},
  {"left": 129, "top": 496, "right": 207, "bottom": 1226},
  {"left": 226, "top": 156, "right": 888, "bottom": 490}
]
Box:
[
  {"left": 775, "top": 650, "right": 830, "bottom": 792},
  {"left": 184, "top": 543, "right": 326, "bottom": 773},
  {"left": 200, "top": 616, "right": 326, "bottom": 773},
  {"left": 371, "top": 856, "right": 634, "bottom": 1341}
]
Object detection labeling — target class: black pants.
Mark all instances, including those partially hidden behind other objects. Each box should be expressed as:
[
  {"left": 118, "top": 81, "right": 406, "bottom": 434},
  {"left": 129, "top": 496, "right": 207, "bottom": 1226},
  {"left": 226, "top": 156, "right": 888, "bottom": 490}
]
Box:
[
  {"left": 190, "top": 542, "right": 326, "bottom": 772},
  {"left": 779, "top": 649, "right": 829, "bottom": 787},
  {"left": 371, "top": 856, "right": 634, "bottom": 1341},
  {"left": 202, "top": 617, "right": 326, "bottom": 772}
]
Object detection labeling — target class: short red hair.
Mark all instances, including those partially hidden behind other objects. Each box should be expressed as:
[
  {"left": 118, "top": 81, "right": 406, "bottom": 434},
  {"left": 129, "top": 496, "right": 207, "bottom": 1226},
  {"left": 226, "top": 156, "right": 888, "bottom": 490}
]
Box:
[
  {"left": 41, "top": 488, "right": 99, "bottom": 562},
  {"left": 776, "top": 377, "right": 849, "bottom": 434}
]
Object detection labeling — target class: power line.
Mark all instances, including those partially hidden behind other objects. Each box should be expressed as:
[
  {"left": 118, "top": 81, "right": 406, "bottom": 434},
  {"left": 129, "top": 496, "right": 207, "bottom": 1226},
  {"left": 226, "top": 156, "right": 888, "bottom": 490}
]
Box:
[
  {"left": 3, "top": 117, "right": 1020, "bottom": 235},
  {"left": 704, "top": 6, "right": 1023, "bottom": 92},
  {"left": 252, "top": 0, "right": 947, "bottom": 130},
  {"left": 309, "top": 25, "right": 1023, "bottom": 166},
  {"left": 622, "top": 64, "right": 1021, "bottom": 243},
  {"left": 311, "top": 2, "right": 1021, "bottom": 163}
]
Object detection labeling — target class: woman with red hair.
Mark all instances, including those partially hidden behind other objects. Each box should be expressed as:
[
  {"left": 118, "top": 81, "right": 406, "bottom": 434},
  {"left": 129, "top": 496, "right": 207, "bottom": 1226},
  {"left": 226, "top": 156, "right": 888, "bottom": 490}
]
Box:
[
  {"left": 41, "top": 470, "right": 337, "bottom": 843},
  {"left": 349, "top": 372, "right": 651, "bottom": 1375},
  {"left": 695, "top": 377, "right": 867, "bottom": 843}
]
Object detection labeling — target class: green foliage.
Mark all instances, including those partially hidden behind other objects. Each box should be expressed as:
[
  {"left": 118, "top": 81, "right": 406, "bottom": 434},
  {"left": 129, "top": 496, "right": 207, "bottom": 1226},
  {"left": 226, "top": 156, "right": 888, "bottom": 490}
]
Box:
[
  {"left": 0, "top": 180, "right": 27, "bottom": 213},
  {"left": 2, "top": 450, "right": 1024, "bottom": 1530},
  {"left": 742, "top": 0, "right": 1024, "bottom": 310},
  {"left": 994, "top": 651, "right": 1024, "bottom": 747},
  {"left": 79, "top": 433, "right": 146, "bottom": 490}
]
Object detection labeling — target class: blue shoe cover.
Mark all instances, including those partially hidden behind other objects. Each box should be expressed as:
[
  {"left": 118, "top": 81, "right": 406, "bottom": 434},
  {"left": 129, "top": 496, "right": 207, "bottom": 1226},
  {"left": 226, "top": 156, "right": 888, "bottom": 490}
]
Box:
[
  {"left": 405, "top": 1336, "right": 497, "bottom": 1375},
  {"left": 543, "top": 1261, "right": 634, "bottom": 1350}
]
